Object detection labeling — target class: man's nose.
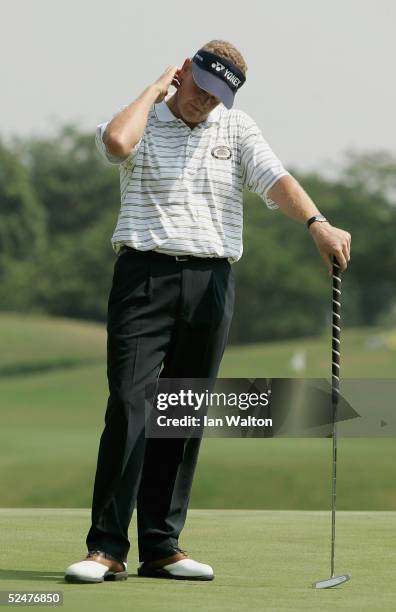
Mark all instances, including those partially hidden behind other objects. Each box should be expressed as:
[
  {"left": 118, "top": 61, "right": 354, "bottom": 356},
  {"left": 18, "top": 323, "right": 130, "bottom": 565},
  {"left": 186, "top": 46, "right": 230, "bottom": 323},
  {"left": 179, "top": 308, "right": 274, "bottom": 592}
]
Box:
[{"left": 198, "top": 92, "right": 216, "bottom": 107}]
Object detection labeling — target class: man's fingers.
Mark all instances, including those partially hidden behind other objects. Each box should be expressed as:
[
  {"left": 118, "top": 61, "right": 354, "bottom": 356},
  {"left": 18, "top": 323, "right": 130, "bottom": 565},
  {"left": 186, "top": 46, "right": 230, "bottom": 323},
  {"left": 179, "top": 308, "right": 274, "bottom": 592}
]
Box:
[
  {"left": 321, "top": 249, "right": 348, "bottom": 276},
  {"left": 342, "top": 241, "right": 350, "bottom": 264},
  {"left": 333, "top": 248, "right": 347, "bottom": 271},
  {"left": 314, "top": 227, "right": 351, "bottom": 276},
  {"left": 320, "top": 251, "right": 332, "bottom": 277},
  {"left": 346, "top": 232, "right": 351, "bottom": 259}
]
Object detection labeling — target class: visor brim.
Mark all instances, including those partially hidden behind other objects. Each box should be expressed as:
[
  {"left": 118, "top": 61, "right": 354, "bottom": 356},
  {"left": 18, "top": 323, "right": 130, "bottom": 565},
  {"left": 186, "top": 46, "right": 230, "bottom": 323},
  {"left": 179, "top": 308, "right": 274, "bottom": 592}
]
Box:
[{"left": 191, "top": 62, "right": 235, "bottom": 109}]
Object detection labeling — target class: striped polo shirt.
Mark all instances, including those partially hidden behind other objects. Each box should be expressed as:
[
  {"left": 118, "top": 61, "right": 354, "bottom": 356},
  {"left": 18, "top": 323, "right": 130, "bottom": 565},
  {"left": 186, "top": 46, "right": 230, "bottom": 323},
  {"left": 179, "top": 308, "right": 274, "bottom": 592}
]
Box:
[{"left": 95, "top": 98, "right": 290, "bottom": 264}]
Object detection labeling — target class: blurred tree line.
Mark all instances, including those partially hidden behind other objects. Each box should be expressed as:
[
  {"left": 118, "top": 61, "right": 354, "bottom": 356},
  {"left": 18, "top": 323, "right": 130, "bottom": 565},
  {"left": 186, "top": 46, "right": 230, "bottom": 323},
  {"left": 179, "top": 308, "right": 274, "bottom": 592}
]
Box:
[{"left": 0, "top": 125, "right": 395, "bottom": 343}]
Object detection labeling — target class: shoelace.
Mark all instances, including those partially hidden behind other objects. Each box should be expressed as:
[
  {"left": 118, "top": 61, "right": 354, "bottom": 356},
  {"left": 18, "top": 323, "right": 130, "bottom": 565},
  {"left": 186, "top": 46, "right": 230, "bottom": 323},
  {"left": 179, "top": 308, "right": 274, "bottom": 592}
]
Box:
[
  {"left": 173, "top": 547, "right": 188, "bottom": 556},
  {"left": 86, "top": 549, "right": 124, "bottom": 565},
  {"left": 86, "top": 549, "right": 106, "bottom": 559}
]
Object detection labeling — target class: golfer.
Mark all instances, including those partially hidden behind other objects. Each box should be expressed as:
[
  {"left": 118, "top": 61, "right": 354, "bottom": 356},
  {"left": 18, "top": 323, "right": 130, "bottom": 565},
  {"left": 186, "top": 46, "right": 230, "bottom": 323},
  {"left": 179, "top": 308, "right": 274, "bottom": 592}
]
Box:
[{"left": 65, "top": 39, "right": 351, "bottom": 584}]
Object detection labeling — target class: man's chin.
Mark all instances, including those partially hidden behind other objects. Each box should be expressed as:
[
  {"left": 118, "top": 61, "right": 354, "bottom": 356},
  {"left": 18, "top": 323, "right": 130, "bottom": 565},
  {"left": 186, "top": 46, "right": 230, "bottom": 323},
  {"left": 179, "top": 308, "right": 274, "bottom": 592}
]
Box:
[{"left": 183, "top": 107, "right": 206, "bottom": 122}]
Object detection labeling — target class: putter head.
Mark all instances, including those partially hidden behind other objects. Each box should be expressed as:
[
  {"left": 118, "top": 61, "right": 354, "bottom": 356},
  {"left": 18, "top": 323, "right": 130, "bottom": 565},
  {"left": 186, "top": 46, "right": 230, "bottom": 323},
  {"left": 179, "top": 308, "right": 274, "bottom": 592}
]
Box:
[{"left": 312, "top": 574, "right": 351, "bottom": 589}]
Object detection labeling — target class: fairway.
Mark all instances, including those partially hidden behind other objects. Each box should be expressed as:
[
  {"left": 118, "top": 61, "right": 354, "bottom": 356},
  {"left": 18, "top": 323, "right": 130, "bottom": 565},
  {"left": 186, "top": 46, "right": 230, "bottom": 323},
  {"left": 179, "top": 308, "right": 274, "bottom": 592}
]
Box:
[
  {"left": 0, "top": 509, "right": 395, "bottom": 611},
  {"left": 1, "top": 313, "right": 395, "bottom": 611},
  {"left": 0, "top": 312, "right": 395, "bottom": 510}
]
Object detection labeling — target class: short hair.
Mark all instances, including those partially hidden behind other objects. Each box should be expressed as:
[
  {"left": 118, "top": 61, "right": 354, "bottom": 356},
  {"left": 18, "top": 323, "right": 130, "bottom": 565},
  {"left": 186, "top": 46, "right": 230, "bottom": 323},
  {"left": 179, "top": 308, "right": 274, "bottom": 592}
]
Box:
[{"left": 198, "top": 39, "right": 248, "bottom": 76}]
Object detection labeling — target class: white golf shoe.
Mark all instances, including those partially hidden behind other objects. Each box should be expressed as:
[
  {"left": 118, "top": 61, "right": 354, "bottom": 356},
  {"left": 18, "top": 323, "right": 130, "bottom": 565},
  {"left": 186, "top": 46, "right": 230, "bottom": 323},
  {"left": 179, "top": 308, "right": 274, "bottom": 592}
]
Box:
[
  {"left": 64, "top": 550, "right": 128, "bottom": 583},
  {"left": 137, "top": 548, "right": 214, "bottom": 581}
]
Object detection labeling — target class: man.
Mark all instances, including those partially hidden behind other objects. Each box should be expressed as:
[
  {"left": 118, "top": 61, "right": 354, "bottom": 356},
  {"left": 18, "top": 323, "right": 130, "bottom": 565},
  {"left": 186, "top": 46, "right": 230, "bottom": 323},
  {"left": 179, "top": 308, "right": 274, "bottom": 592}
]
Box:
[{"left": 64, "top": 40, "right": 351, "bottom": 584}]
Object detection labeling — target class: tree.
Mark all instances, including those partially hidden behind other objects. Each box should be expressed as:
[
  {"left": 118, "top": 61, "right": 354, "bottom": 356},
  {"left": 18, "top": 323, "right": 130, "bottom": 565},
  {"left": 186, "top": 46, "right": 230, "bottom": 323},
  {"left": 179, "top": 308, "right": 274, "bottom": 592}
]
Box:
[{"left": 0, "top": 140, "right": 47, "bottom": 310}]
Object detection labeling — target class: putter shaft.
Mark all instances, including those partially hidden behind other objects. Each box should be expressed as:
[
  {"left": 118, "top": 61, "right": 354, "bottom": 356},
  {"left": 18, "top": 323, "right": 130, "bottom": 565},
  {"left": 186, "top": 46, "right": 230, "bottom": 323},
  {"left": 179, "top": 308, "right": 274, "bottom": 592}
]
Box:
[{"left": 312, "top": 255, "right": 350, "bottom": 589}]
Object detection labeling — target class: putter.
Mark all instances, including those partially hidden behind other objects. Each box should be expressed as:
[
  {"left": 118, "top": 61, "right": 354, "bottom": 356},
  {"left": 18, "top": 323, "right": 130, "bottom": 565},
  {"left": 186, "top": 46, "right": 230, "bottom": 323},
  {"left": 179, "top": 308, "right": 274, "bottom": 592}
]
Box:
[{"left": 312, "top": 255, "right": 351, "bottom": 589}]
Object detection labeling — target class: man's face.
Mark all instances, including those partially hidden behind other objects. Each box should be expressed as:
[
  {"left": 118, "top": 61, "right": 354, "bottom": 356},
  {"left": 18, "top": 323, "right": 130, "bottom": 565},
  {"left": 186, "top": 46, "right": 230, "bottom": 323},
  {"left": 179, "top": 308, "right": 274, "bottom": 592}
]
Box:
[{"left": 176, "top": 59, "right": 221, "bottom": 123}]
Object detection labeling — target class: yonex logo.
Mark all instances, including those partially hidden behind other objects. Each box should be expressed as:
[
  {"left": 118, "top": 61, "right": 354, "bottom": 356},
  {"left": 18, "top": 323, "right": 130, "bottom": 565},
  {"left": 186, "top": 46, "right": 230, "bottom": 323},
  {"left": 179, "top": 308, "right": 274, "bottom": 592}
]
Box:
[
  {"left": 224, "top": 69, "right": 241, "bottom": 87},
  {"left": 211, "top": 61, "right": 225, "bottom": 72},
  {"left": 210, "top": 62, "right": 241, "bottom": 88}
]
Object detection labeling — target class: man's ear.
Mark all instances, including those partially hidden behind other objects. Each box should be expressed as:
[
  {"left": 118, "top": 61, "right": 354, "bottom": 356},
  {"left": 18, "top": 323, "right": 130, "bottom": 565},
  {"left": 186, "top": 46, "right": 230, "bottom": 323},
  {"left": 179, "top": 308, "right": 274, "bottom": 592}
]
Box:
[{"left": 179, "top": 58, "right": 192, "bottom": 79}]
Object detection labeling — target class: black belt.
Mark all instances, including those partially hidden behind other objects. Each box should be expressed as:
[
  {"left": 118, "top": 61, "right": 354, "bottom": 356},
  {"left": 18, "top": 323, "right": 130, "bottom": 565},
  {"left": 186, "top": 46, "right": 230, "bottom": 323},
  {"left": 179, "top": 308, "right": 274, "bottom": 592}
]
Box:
[{"left": 118, "top": 245, "right": 227, "bottom": 262}]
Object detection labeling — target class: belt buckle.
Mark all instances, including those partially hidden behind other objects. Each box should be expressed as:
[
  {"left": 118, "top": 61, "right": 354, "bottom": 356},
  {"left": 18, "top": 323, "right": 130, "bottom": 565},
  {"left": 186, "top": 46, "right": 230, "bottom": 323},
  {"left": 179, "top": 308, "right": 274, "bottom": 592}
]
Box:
[{"left": 175, "top": 255, "right": 189, "bottom": 261}]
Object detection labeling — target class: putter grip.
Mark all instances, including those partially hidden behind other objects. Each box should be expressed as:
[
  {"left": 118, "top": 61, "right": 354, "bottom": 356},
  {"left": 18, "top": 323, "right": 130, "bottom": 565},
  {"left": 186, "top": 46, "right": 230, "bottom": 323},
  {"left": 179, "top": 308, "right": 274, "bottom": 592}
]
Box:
[{"left": 332, "top": 255, "right": 341, "bottom": 404}]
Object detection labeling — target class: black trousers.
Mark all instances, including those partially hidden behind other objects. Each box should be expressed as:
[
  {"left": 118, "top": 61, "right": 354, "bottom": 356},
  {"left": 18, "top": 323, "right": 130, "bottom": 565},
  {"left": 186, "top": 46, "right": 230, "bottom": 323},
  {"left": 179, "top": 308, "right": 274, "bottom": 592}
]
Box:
[{"left": 85, "top": 247, "right": 235, "bottom": 564}]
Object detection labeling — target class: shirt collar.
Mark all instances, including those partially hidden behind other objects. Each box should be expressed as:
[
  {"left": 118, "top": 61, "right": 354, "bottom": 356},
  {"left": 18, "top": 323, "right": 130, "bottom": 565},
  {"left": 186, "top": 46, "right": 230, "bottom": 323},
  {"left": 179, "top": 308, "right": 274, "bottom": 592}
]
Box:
[{"left": 154, "top": 98, "right": 221, "bottom": 124}]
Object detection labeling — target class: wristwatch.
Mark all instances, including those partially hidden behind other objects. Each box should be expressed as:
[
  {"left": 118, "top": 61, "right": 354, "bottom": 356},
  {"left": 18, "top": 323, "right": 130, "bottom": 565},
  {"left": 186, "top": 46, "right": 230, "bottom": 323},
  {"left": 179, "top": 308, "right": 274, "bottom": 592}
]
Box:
[{"left": 306, "top": 214, "right": 329, "bottom": 229}]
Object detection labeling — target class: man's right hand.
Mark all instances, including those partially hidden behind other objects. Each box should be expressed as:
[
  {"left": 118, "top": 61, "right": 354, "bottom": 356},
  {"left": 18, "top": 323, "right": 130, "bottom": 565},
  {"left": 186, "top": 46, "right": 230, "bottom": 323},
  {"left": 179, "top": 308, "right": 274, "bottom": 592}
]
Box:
[{"left": 152, "top": 66, "right": 181, "bottom": 103}]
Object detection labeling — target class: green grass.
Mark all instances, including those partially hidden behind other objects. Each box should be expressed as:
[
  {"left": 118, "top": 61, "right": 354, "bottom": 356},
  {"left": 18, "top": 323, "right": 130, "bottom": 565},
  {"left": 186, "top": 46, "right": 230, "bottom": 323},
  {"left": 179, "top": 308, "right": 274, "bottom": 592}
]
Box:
[
  {"left": 1, "top": 311, "right": 395, "bottom": 377},
  {"left": 0, "top": 312, "right": 395, "bottom": 509},
  {"left": 221, "top": 326, "right": 396, "bottom": 377},
  {"left": 0, "top": 509, "right": 395, "bottom": 612},
  {"left": 0, "top": 313, "right": 105, "bottom": 374},
  {"left": 1, "top": 314, "right": 395, "bottom": 609}
]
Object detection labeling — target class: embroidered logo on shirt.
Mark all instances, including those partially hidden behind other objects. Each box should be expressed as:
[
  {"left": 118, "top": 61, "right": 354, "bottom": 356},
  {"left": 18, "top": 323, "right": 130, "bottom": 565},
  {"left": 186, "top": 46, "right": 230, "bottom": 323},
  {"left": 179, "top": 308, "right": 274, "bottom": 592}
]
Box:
[{"left": 211, "top": 145, "right": 232, "bottom": 160}]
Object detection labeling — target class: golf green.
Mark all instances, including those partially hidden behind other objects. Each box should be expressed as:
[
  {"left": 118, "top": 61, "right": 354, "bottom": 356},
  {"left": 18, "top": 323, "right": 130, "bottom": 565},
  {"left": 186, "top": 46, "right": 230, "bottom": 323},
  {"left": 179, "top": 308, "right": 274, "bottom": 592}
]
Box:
[{"left": 0, "top": 509, "right": 395, "bottom": 611}]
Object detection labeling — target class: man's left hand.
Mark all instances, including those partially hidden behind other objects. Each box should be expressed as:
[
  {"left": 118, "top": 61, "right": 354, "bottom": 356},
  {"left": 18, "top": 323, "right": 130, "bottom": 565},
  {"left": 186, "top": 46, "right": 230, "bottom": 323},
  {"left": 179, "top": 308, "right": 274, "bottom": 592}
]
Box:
[{"left": 309, "top": 222, "right": 351, "bottom": 276}]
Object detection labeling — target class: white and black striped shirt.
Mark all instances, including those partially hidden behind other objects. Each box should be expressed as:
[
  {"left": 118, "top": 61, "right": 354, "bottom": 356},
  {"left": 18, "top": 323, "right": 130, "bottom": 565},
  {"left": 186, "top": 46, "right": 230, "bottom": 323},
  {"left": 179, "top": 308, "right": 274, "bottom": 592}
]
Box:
[{"left": 95, "top": 98, "right": 290, "bottom": 264}]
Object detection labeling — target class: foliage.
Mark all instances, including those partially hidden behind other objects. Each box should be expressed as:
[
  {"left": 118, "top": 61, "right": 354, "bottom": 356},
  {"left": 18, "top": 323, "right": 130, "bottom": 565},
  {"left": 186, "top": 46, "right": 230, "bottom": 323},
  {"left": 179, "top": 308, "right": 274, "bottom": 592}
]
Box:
[{"left": 1, "top": 126, "right": 395, "bottom": 342}]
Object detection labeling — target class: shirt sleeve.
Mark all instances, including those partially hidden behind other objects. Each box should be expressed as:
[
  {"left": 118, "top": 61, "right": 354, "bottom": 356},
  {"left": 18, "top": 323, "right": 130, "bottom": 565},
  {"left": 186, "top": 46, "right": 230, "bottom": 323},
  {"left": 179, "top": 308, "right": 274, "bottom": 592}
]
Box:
[
  {"left": 240, "top": 113, "right": 290, "bottom": 210},
  {"left": 95, "top": 104, "right": 143, "bottom": 167}
]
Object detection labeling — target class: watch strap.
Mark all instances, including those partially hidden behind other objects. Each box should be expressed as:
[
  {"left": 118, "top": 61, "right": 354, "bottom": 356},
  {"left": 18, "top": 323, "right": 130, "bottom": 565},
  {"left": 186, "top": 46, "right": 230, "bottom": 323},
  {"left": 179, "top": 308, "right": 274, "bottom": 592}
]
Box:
[{"left": 307, "top": 214, "right": 328, "bottom": 229}]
